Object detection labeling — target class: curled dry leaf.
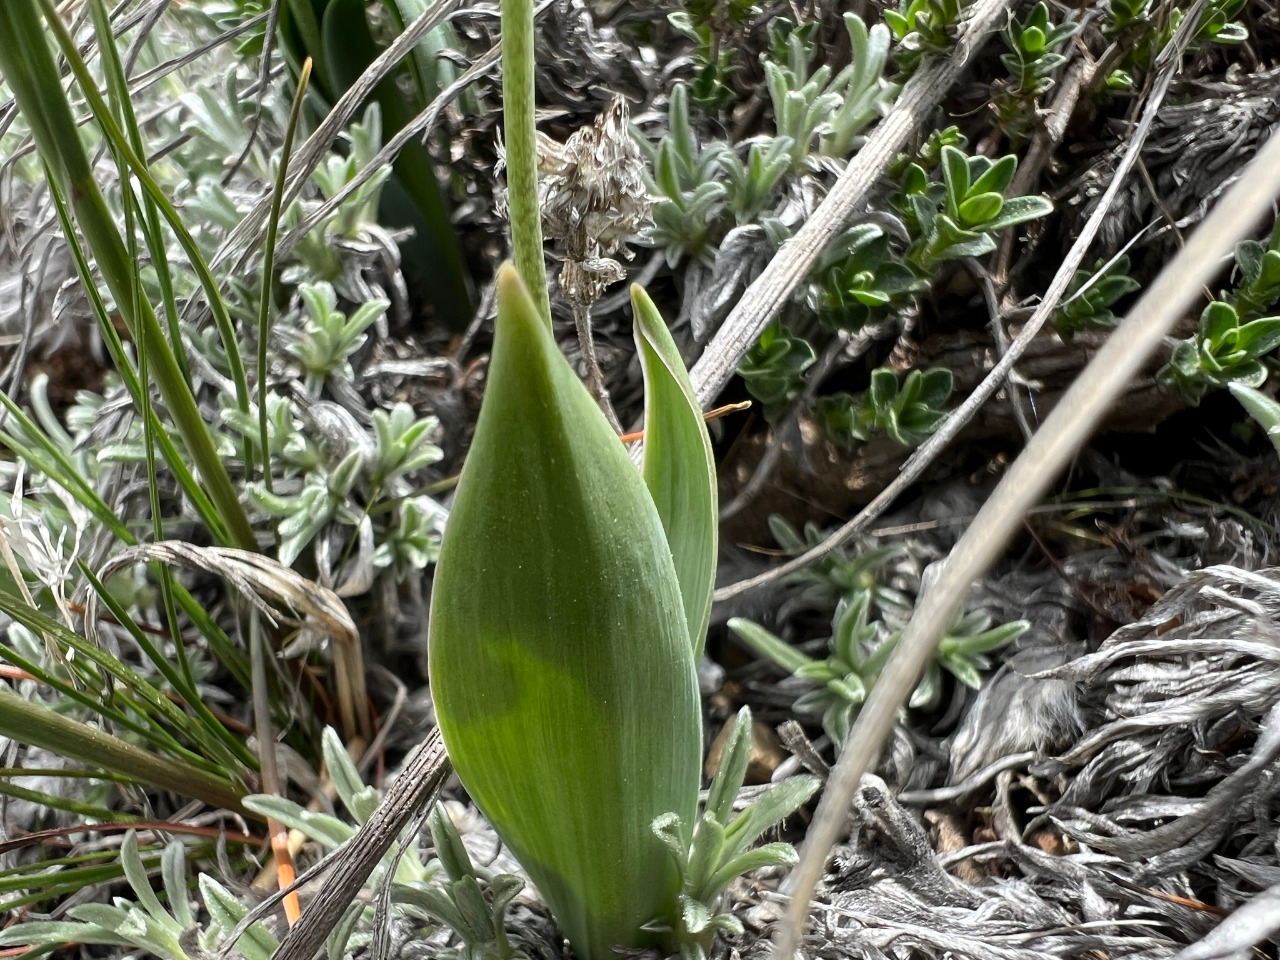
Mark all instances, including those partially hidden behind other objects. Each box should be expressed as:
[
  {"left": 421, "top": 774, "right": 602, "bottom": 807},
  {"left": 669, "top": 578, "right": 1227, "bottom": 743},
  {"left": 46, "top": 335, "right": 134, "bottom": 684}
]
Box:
[{"left": 86, "top": 541, "right": 357, "bottom": 648}]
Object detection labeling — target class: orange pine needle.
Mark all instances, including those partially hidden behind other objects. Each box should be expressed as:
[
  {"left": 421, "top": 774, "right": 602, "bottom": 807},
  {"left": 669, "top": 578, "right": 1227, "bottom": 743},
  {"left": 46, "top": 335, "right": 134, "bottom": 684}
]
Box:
[{"left": 618, "top": 400, "right": 751, "bottom": 443}]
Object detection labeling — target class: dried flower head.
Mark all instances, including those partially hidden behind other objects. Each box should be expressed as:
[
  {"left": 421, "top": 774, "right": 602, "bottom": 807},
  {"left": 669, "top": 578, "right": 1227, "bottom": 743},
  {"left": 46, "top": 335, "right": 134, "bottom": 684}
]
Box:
[{"left": 498, "top": 96, "right": 653, "bottom": 306}]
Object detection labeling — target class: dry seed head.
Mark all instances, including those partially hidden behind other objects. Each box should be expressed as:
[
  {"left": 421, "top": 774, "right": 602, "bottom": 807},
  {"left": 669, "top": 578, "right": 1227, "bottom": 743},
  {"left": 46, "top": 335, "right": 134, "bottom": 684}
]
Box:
[{"left": 497, "top": 96, "right": 652, "bottom": 305}]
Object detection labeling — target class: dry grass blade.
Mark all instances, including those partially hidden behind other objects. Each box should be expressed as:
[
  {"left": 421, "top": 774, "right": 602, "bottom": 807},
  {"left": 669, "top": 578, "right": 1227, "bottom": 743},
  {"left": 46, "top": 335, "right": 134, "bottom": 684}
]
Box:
[
  {"left": 89, "top": 542, "right": 356, "bottom": 643},
  {"left": 86, "top": 542, "right": 369, "bottom": 740},
  {"left": 772, "top": 122, "right": 1280, "bottom": 960}
]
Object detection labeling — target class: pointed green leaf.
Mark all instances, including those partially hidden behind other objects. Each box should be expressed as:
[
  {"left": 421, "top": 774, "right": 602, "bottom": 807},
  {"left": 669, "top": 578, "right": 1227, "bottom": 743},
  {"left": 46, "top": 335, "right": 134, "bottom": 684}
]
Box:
[
  {"left": 706, "top": 707, "right": 753, "bottom": 826},
  {"left": 430, "top": 803, "right": 477, "bottom": 882},
  {"left": 729, "top": 618, "right": 815, "bottom": 674},
  {"left": 429, "top": 265, "right": 701, "bottom": 960},
  {"left": 633, "top": 285, "right": 718, "bottom": 658},
  {"left": 704, "top": 842, "right": 801, "bottom": 898},
  {"left": 721, "top": 775, "right": 821, "bottom": 863}
]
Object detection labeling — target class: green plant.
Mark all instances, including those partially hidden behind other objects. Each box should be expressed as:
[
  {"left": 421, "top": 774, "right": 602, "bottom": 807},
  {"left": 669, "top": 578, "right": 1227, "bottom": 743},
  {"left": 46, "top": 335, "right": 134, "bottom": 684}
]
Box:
[
  {"left": 271, "top": 0, "right": 475, "bottom": 324},
  {"left": 762, "top": 15, "right": 897, "bottom": 171},
  {"left": 730, "top": 597, "right": 1027, "bottom": 744},
  {"left": 644, "top": 84, "right": 731, "bottom": 266},
  {"left": 396, "top": 805, "right": 527, "bottom": 960},
  {"left": 1106, "top": 0, "right": 1152, "bottom": 32},
  {"left": 1231, "top": 222, "right": 1280, "bottom": 320},
  {"left": 737, "top": 321, "right": 818, "bottom": 410},
  {"left": 895, "top": 146, "right": 1054, "bottom": 272},
  {"left": 1001, "top": 2, "right": 1077, "bottom": 96},
  {"left": 731, "top": 593, "right": 887, "bottom": 744},
  {"left": 721, "top": 136, "right": 794, "bottom": 226},
  {"left": 994, "top": 3, "right": 1077, "bottom": 137},
  {"left": 0, "top": 832, "right": 288, "bottom": 960},
  {"left": 767, "top": 516, "right": 914, "bottom": 615},
  {"left": 1158, "top": 301, "right": 1280, "bottom": 404},
  {"left": 429, "top": 269, "right": 713, "bottom": 959},
  {"left": 668, "top": 0, "right": 759, "bottom": 112},
  {"left": 649, "top": 707, "right": 819, "bottom": 960},
  {"left": 817, "top": 367, "right": 955, "bottom": 447},
  {"left": 1052, "top": 255, "right": 1142, "bottom": 340},
  {"left": 883, "top": 0, "right": 966, "bottom": 71},
  {"left": 1107, "top": 0, "right": 1247, "bottom": 71},
  {"left": 811, "top": 225, "right": 928, "bottom": 330},
  {"left": 288, "top": 283, "right": 390, "bottom": 391}
]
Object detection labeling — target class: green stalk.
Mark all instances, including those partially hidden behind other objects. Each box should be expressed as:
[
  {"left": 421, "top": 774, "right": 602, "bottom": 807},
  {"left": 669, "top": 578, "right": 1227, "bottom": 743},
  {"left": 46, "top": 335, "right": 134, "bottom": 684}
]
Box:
[
  {"left": 0, "top": 0, "right": 256, "bottom": 550},
  {"left": 258, "top": 58, "right": 313, "bottom": 497},
  {"left": 0, "top": 685, "right": 248, "bottom": 816},
  {"left": 501, "top": 0, "right": 551, "bottom": 326}
]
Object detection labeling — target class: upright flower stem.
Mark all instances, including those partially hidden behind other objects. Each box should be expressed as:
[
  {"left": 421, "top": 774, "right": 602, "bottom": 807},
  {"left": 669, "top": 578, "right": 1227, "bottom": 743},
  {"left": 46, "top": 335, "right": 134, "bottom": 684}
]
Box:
[{"left": 502, "top": 0, "right": 552, "bottom": 327}]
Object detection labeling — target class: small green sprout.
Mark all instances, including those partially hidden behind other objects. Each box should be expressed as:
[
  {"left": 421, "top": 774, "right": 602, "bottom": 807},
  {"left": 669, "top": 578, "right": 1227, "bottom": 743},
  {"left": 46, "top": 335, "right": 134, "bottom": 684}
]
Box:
[
  {"left": 883, "top": 0, "right": 965, "bottom": 70},
  {"left": 821, "top": 14, "right": 899, "bottom": 158},
  {"left": 762, "top": 29, "right": 841, "bottom": 173},
  {"left": 721, "top": 136, "right": 793, "bottom": 225},
  {"left": 1109, "top": 0, "right": 1246, "bottom": 70},
  {"left": 891, "top": 146, "right": 1053, "bottom": 275},
  {"left": 667, "top": 0, "right": 758, "bottom": 112},
  {"left": 1158, "top": 301, "right": 1280, "bottom": 404},
  {"left": 1052, "top": 255, "right": 1142, "bottom": 341},
  {"left": 287, "top": 283, "right": 389, "bottom": 393},
  {"left": 648, "top": 707, "right": 820, "bottom": 960},
  {"left": 738, "top": 321, "right": 817, "bottom": 409},
  {"left": 731, "top": 593, "right": 888, "bottom": 744},
  {"left": 1232, "top": 228, "right": 1280, "bottom": 320},
  {"left": 373, "top": 496, "right": 444, "bottom": 573},
  {"left": 395, "top": 806, "right": 527, "bottom": 960},
  {"left": 812, "top": 225, "right": 927, "bottom": 331},
  {"left": 1105, "top": 0, "right": 1152, "bottom": 32},
  {"left": 250, "top": 448, "right": 366, "bottom": 566},
  {"left": 370, "top": 403, "right": 443, "bottom": 489},
  {"left": 995, "top": 2, "right": 1078, "bottom": 137},
  {"left": 767, "top": 516, "right": 914, "bottom": 614},
  {"left": 761, "top": 15, "right": 897, "bottom": 171},
  {"left": 731, "top": 598, "right": 1028, "bottom": 743},
  {"left": 816, "top": 367, "right": 954, "bottom": 447},
  {"left": 910, "top": 609, "right": 1029, "bottom": 708},
  {"left": 889, "top": 125, "right": 968, "bottom": 178},
  {"left": 1000, "top": 3, "right": 1078, "bottom": 99},
  {"left": 643, "top": 85, "right": 730, "bottom": 266}
]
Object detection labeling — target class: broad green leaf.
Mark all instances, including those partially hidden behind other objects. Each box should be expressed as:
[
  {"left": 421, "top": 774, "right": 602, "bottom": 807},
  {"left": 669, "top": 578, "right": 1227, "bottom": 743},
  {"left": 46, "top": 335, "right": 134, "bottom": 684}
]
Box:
[
  {"left": 982, "top": 195, "right": 1054, "bottom": 231},
  {"left": 633, "top": 285, "right": 718, "bottom": 658},
  {"left": 429, "top": 265, "right": 701, "bottom": 960}
]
